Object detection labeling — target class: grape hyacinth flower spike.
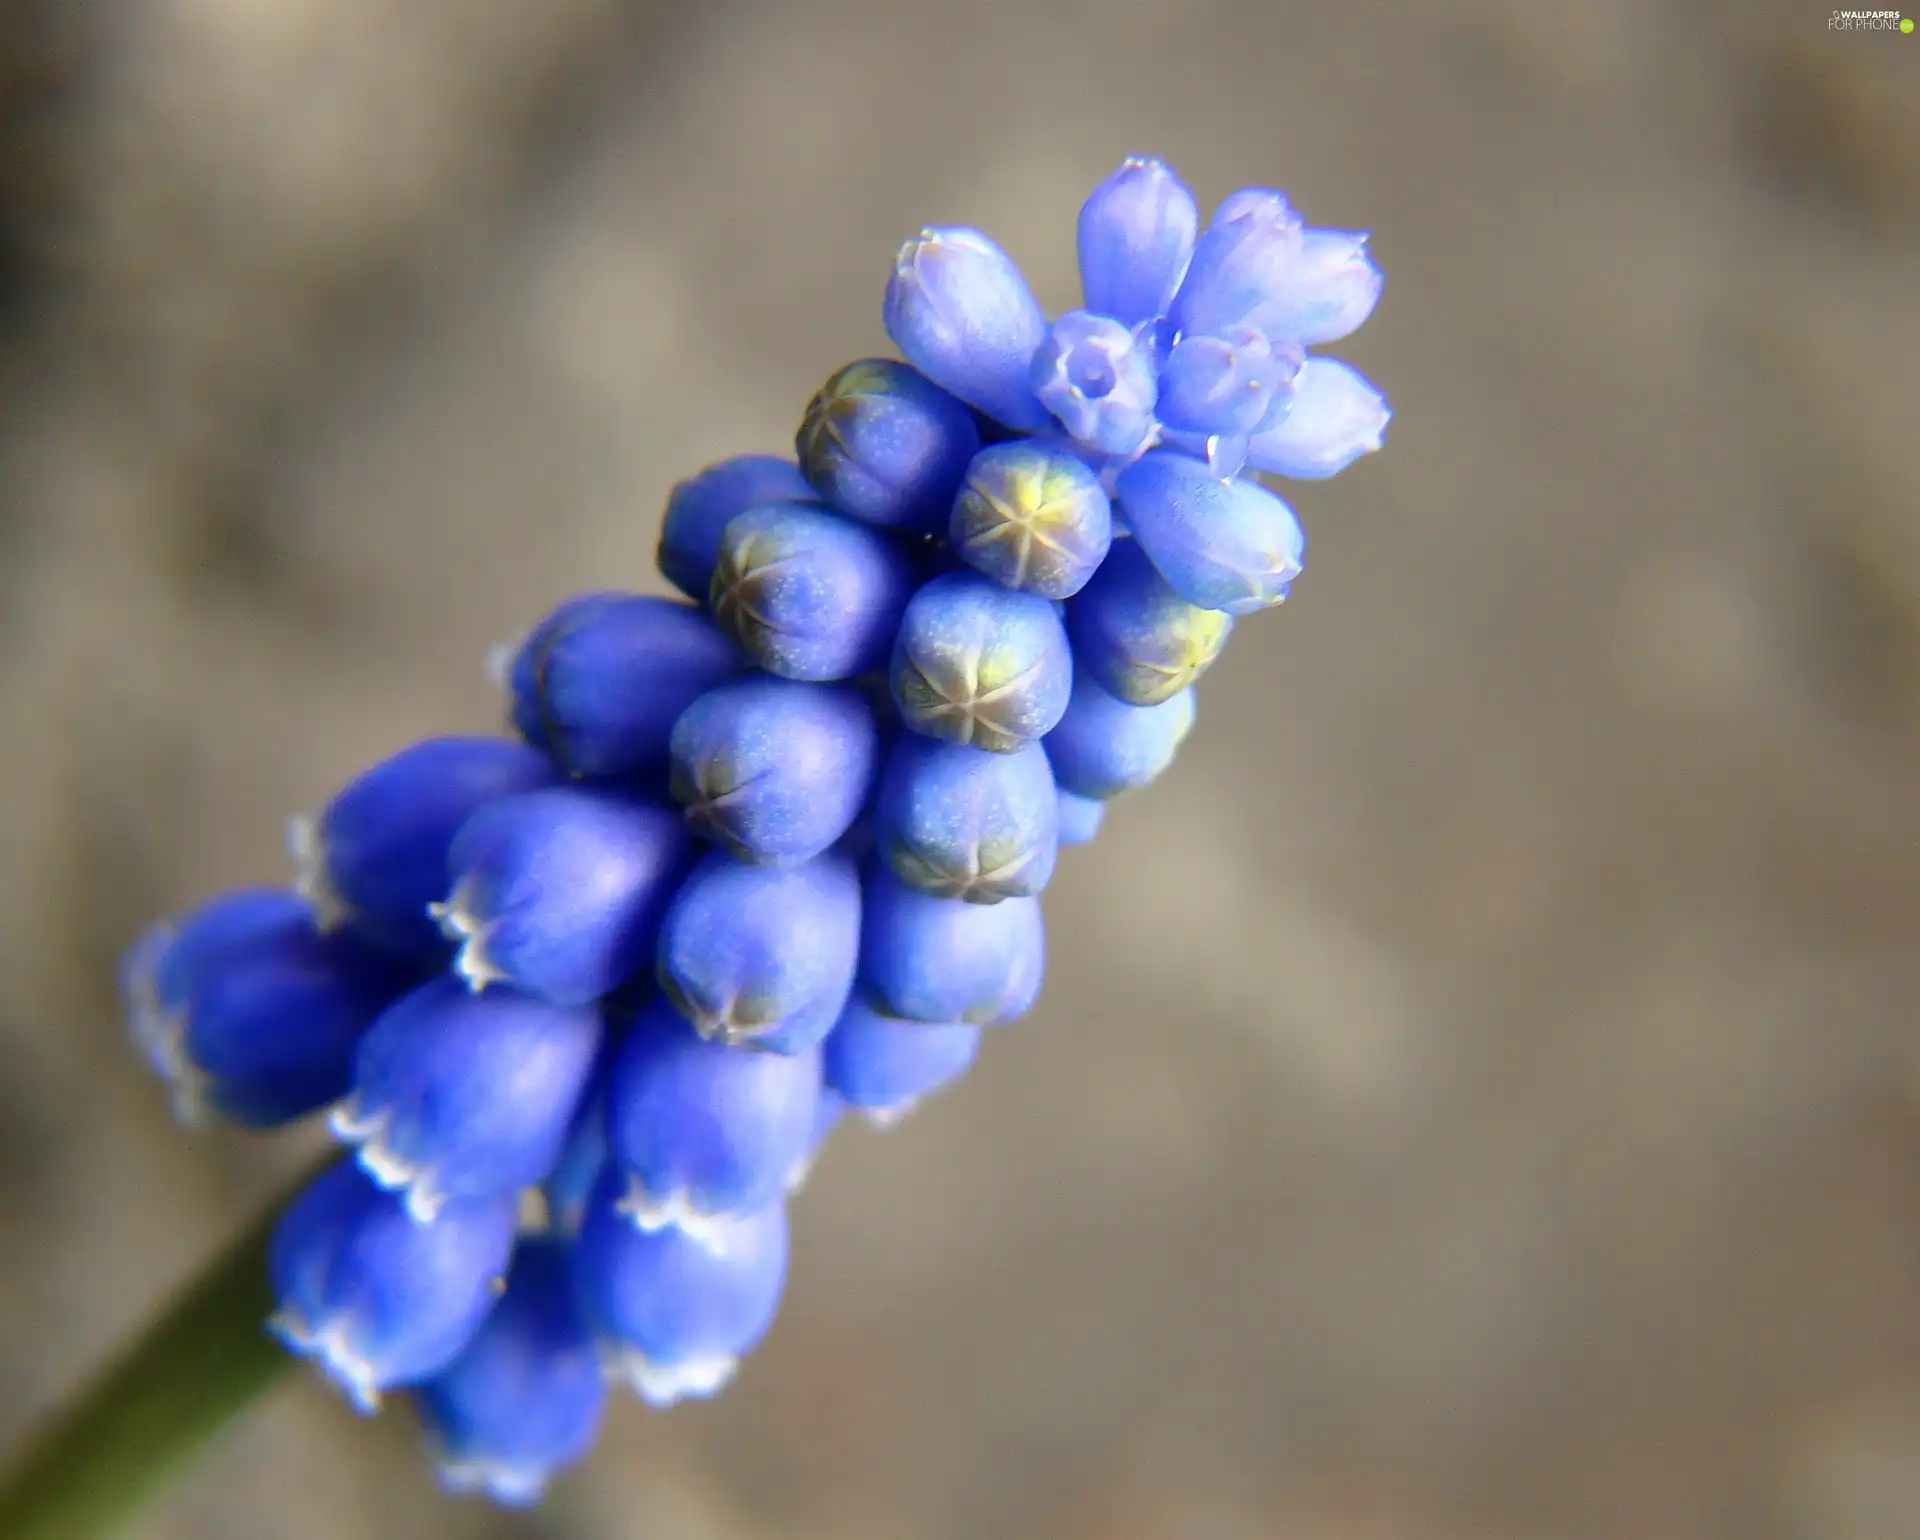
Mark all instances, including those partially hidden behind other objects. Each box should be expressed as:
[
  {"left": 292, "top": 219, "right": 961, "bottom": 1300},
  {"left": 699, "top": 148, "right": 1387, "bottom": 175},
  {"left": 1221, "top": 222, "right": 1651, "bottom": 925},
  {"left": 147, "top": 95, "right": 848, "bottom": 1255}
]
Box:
[{"left": 88, "top": 151, "right": 1389, "bottom": 1518}]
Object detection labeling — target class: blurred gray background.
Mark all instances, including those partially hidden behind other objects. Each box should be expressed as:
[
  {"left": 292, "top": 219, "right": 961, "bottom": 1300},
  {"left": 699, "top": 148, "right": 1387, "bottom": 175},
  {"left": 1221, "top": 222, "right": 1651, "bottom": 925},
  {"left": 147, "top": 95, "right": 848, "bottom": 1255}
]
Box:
[{"left": 3, "top": 0, "right": 1919, "bottom": 1536}]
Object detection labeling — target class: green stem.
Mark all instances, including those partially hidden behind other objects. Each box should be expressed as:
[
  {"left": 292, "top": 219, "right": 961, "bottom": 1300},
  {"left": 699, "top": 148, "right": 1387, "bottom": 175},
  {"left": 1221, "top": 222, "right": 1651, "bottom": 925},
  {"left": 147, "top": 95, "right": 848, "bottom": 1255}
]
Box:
[{"left": 0, "top": 1166, "right": 317, "bottom": 1540}]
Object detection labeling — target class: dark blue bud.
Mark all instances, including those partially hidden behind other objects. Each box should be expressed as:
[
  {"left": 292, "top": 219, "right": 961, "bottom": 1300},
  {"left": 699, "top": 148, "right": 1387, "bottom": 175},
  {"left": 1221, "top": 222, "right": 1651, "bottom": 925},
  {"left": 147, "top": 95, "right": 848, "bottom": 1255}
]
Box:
[
  {"left": 950, "top": 442, "right": 1114, "bottom": 600},
  {"left": 1114, "top": 448, "right": 1305, "bottom": 614},
  {"left": 121, "top": 889, "right": 417, "bottom": 1128},
  {"left": 1055, "top": 786, "right": 1106, "bottom": 845},
  {"left": 269, "top": 1159, "right": 518, "bottom": 1414},
  {"left": 884, "top": 226, "right": 1051, "bottom": 431},
  {"left": 1157, "top": 327, "right": 1302, "bottom": 439},
  {"left": 507, "top": 595, "right": 745, "bottom": 778},
  {"left": 332, "top": 976, "right": 601, "bottom": 1221},
  {"left": 875, "top": 736, "right": 1058, "bottom": 903},
  {"left": 1167, "top": 189, "right": 1305, "bottom": 342},
  {"left": 1065, "top": 538, "right": 1234, "bottom": 706},
  {"left": 823, "top": 996, "right": 980, "bottom": 1125},
  {"left": 1028, "top": 311, "right": 1159, "bottom": 459},
  {"left": 711, "top": 502, "right": 916, "bottom": 682},
  {"left": 573, "top": 1171, "right": 788, "bottom": 1408},
  {"left": 605, "top": 995, "right": 821, "bottom": 1238},
  {"left": 1243, "top": 357, "right": 1390, "bottom": 480},
  {"left": 858, "top": 865, "right": 1044, "bottom": 1025},
  {"left": 1255, "top": 228, "right": 1383, "bottom": 346},
  {"left": 796, "top": 359, "right": 981, "bottom": 532},
  {"left": 292, "top": 737, "right": 558, "bottom": 957},
  {"left": 1043, "top": 674, "right": 1196, "bottom": 800},
  {"left": 415, "top": 1240, "right": 608, "bottom": 1507},
  {"left": 658, "top": 455, "right": 820, "bottom": 603},
  {"left": 890, "top": 572, "right": 1073, "bottom": 753},
  {"left": 656, "top": 850, "right": 861, "bottom": 1054},
  {"left": 435, "top": 787, "right": 692, "bottom": 1007},
  {"left": 668, "top": 676, "right": 879, "bottom": 865},
  {"left": 1077, "top": 156, "right": 1200, "bottom": 327}
]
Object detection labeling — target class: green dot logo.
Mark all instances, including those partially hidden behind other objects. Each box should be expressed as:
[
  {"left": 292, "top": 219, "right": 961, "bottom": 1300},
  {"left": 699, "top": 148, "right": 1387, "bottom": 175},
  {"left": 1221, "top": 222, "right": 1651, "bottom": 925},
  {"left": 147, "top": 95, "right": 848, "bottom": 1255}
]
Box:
[{"left": 1906, "top": 16, "right": 1917, "bottom": 29}]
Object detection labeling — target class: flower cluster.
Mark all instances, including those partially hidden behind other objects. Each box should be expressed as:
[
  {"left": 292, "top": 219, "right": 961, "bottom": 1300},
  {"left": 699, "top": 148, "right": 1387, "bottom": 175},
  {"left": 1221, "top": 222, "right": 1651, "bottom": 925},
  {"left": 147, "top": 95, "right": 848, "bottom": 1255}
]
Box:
[{"left": 118, "top": 155, "right": 1386, "bottom": 1506}]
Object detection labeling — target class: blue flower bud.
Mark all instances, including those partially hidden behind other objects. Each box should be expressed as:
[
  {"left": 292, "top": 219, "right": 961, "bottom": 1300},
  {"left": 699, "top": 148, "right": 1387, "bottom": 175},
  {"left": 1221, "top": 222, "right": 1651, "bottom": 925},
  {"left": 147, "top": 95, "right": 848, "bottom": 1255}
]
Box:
[
  {"left": 573, "top": 1171, "right": 788, "bottom": 1407},
  {"left": 507, "top": 595, "right": 745, "bottom": 779},
  {"left": 1028, "top": 311, "right": 1159, "bottom": 458},
  {"left": 1055, "top": 786, "right": 1106, "bottom": 845},
  {"left": 658, "top": 455, "right": 820, "bottom": 602},
  {"left": 269, "top": 1159, "right": 519, "bottom": 1413},
  {"left": 950, "top": 441, "right": 1114, "bottom": 599},
  {"left": 796, "top": 359, "right": 981, "bottom": 532},
  {"left": 1076, "top": 156, "right": 1200, "bottom": 327},
  {"left": 859, "top": 865, "right": 1044, "bottom": 1025},
  {"left": 656, "top": 850, "right": 861, "bottom": 1055},
  {"left": 711, "top": 501, "right": 916, "bottom": 682},
  {"left": 668, "top": 676, "right": 879, "bottom": 865},
  {"left": 1257, "top": 228, "right": 1383, "bottom": 346},
  {"left": 434, "top": 787, "right": 693, "bottom": 1006},
  {"left": 1114, "top": 448, "right": 1305, "bottom": 614},
  {"left": 292, "top": 737, "right": 558, "bottom": 957},
  {"left": 1166, "top": 189, "right": 1305, "bottom": 343},
  {"left": 331, "top": 976, "right": 601, "bottom": 1221},
  {"left": 121, "top": 889, "right": 417, "bottom": 1128},
  {"left": 1156, "top": 327, "right": 1302, "bottom": 439},
  {"left": 1043, "top": 674, "right": 1196, "bottom": 800},
  {"left": 890, "top": 572, "right": 1073, "bottom": 753},
  {"left": 884, "top": 227, "right": 1051, "bottom": 431},
  {"left": 605, "top": 995, "right": 820, "bottom": 1238},
  {"left": 874, "top": 736, "right": 1058, "bottom": 903},
  {"left": 1243, "top": 357, "right": 1390, "bottom": 480},
  {"left": 823, "top": 996, "right": 980, "bottom": 1125},
  {"left": 415, "top": 1240, "right": 608, "bottom": 1507},
  {"left": 1065, "top": 539, "right": 1234, "bottom": 706}
]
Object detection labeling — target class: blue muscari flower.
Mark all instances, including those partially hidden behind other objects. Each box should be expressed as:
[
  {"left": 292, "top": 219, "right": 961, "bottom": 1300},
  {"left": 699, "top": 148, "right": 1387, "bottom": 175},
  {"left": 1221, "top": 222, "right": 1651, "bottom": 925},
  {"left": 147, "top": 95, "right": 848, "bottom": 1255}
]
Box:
[
  {"left": 1243, "top": 356, "right": 1391, "bottom": 480},
  {"left": 120, "top": 889, "right": 415, "bottom": 1127},
  {"left": 1054, "top": 785, "right": 1106, "bottom": 845},
  {"left": 1167, "top": 188, "right": 1305, "bottom": 342},
  {"left": 604, "top": 995, "right": 820, "bottom": 1238},
  {"left": 1258, "top": 228, "right": 1383, "bottom": 345},
  {"left": 1043, "top": 674, "right": 1196, "bottom": 800},
  {"left": 291, "top": 737, "right": 557, "bottom": 957},
  {"left": 823, "top": 996, "right": 980, "bottom": 1126},
  {"left": 1066, "top": 539, "right": 1234, "bottom": 707},
  {"left": 269, "top": 1159, "right": 519, "bottom": 1414},
  {"left": 1114, "top": 448, "right": 1305, "bottom": 614},
  {"left": 858, "top": 864, "right": 1044, "bottom": 1025},
  {"left": 711, "top": 501, "right": 916, "bottom": 682},
  {"left": 884, "top": 227, "right": 1051, "bottom": 431},
  {"left": 573, "top": 1170, "right": 788, "bottom": 1408},
  {"left": 890, "top": 571, "right": 1073, "bottom": 753},
  {"left": 540, "top": 1067, "right": 608, "bottom": 1240},
  {"left": 1028, "top": 311, "right": 1159, "bottom": 458},
  {"left": 506, "top": 595, "right": 744, "bottom": 779},
  {"left": 787, "top": 1086, "right": 845, "bottom": 1195},
  {"left": 668, "top": 676, "right": 878, "bottom": 865},
  {"left": 657, "top": 454, "right": 821, "bottom": 603},
  {"left": 796, "top": 358, "right": 981, "bottom": 532},
  {"left": 1076, "top": 156, "right": 1199, "bottom": 328},
  {"left": 331, "top": 976, "right": 601, "bottom": 1222},
  {"left": 656, "top": 849, "right": 861, "bottom": 1054},
  {"left": 414, "top": 1239, "right": 607, "bottom": 1507},
  {"left": 433, "top": 786, "right": 692, "bottom": 1006},
  {"left": 950, "top": 441, "right": 1114, "bottom": 599},
  {"left": 874, "top": 735, "right": 1058, "bottom": 903},
  {"left": 1157, "top": 326, "right": 1302, "bottom": 440}
]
